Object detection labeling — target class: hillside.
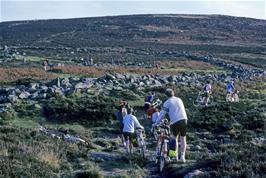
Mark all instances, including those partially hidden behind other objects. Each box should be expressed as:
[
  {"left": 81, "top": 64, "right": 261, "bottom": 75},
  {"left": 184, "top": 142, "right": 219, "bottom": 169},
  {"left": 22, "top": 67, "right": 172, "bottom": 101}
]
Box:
[
  {"left": 1, "top": 14, "right": 266, "bottom": 68},
  {"left": 0, "top": 14, "right": 265, "bottom": 178}
]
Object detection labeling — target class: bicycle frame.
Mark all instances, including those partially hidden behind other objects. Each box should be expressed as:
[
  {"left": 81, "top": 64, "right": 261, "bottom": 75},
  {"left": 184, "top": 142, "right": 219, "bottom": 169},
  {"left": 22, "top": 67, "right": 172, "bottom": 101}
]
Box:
[
  {"left": 155, "top": 121, "right": 171, "bottom": 172},
  {"left": 226, "top": 91, "right": 239, "bottom": 102},
  {"left": 136, "top": 129, "right": 146, "bottom": 158}
]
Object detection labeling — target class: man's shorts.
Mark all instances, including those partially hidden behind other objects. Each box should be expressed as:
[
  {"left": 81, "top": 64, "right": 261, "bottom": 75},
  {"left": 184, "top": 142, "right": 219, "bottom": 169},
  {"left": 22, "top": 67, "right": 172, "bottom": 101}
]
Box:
[
  {"left": 123, "top": 132, "right": 134, "bottom": 142},
  {"left": 120, "top": 124, "right": 124, "bottom": 133},
  {"left": 204, "top": 92, "right": 210, "bottom": 97},
  {"left": 170, "top": 119, "right": 187, "bottom": 137}
]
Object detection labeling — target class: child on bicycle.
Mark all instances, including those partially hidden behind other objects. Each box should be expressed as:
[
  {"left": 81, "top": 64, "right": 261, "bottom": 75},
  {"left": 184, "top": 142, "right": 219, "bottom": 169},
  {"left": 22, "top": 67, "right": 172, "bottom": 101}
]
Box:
[
  {"left": 123, "top": 108, "right": 144, "bottom": 153},
  {"left": 227, "top": 81, "right": 235, "bottom": 96}
]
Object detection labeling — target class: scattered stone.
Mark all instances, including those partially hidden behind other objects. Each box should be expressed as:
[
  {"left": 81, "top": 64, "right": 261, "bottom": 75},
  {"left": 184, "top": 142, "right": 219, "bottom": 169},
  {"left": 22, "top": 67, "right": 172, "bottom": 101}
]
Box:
[
  {"left": 184, "top": 169, "right": 204, "bottom": 178},
  {"left": 18, "top": 91, "right": 31, "bottom": 99}
]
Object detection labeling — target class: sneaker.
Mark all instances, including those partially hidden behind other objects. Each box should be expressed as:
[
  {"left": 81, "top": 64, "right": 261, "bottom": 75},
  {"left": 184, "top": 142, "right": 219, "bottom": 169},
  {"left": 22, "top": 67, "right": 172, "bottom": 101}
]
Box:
[{"left": 180, "top": 154, "right": 186, "bottom": 163}]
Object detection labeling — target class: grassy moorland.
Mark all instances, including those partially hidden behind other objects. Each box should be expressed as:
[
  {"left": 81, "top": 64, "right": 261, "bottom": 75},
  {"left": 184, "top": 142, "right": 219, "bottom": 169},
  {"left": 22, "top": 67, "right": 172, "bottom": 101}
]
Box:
[
  {"left": 0, "top": 14, "right": 265, "bottom": 178},
  {"left": 0, "top": 75, "right": 265, "bottom": 177}
]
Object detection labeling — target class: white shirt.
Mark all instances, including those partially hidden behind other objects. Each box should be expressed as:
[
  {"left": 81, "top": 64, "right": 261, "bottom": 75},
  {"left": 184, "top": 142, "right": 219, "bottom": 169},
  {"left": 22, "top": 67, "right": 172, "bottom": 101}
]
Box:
[
  {"left": 152, "top": 111, "right": 160, "bottom": 123},
  {"left": 205, "top": 84, "right": 212, "bottom": 93},
  {"left": 123, "top": 114, "right": 144, "bottom": 133},
  {"left": 156, "top": 96, "right": 188, "bottom": 125}
]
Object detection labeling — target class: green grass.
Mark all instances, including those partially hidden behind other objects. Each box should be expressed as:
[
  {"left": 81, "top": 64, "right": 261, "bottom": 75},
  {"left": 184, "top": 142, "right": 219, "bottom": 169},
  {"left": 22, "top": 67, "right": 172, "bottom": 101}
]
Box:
[
  {"left": 15, "top": 55, "right": 45, "bottom": 62},
  {"left": 162, "top": 67, "right": 226, "bottom": 73},
  {"left": 224, "top": 53, "right": 266, "bottom": 68},
  {"left": 10, "top": 117, "right": 40, "bottom": 128},
  {"left": 0, "top": 79, "right": 265, "bottom": 177}
]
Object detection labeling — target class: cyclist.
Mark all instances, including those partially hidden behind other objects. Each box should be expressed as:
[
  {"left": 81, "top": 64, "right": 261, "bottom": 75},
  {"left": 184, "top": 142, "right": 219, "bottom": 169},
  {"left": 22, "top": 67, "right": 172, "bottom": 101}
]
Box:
[
  {"left": 123, "top": 108, "right": 144, "bottom": 153},
  {"left": 144, "top": 92, "right": 155, "bottom": 111},
  {"left": 203, "top": 80, "right": 212, "bottom": 106},
  {"left": 227, "top": 80, "right": 235, "bottom": 96},
  {"left": 115, "top": 99, "right": 128, "bottom": 146},
  {"left": 43, "top": 58, "right": 49, "bottom": 71},
  {"left": 155, "top": 88, "right": 188, "bottom": 162}
]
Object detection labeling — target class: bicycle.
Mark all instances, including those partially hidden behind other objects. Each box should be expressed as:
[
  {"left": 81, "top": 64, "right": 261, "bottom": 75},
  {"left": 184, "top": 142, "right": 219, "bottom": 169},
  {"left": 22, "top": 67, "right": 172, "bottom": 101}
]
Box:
[
  {"left": 226, "top": 90, "right": 239, "bottom": 102},
  {"left": 124, "top": 134, "right": 133, "bottom": 154},
  {"left": 151, "top": 124, "right": 160, "bottom": 141},
  {"left": 193, "top": 92, "right": 213, "bottom": 107},
  {"left": 136, "top": 128, "right": 146, "bottom": 158},
  {"left": 155, "top": 119, "right": 171, "bottom": 172}
]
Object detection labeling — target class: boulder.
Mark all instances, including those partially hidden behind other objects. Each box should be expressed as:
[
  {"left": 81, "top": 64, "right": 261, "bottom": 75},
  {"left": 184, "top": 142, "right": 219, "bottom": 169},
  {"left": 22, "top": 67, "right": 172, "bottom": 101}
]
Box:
[
  {"left": 75, "top": 82, "right": 89, "bottom": 89},
  {"left": 7, "top": 95, "right": 18, "bottom": 103},
  {"left": 30, "top": 91, "right": 39, "bottom": 99},
  {"left": 152, "top": 79, "right": 162, "bottom": 86},
  {"left": 115, "top": 73, "right": 125, "bottom": 79},
  {"left": 29, "top": 83, "right": 39, "bottom": 90},
  {"left": 105, "top": 74, "right": 116, "bottom": 81},
  {"left": 18, "top": 91, "right": 31, "bottom": 99},
  {"left": 61, "top": 78, "right": 72, "bottom": 87},
  {"left": 40, "top": 85, "right": 49, "bottom": 92}
]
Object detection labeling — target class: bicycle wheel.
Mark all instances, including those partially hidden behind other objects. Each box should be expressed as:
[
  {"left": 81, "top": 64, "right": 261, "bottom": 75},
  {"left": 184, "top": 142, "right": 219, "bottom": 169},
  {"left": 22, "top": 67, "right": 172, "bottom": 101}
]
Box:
[
  {"left": 226, "top": 94, "right": 231, "bottom": 102},
  {"left": 208, "top": 96, "right": 213, "bottom": 105},
  {"left": 193, "top": 95, "right": 201, "bottom": 107},
  {"left": 152, "top": 128, "right": 158, "bottom": 141},
  {"left": 141, "top": 142, "right": 146, "bottom": 158},
  {"left": 234, "top": 94, "right": 239, "bottom": 102},
  {"left": 159, "top": 142, "right": 166, "bottom": 172},
  {"left": 159, "top": 155, "right": 165, "bottom": 173}
]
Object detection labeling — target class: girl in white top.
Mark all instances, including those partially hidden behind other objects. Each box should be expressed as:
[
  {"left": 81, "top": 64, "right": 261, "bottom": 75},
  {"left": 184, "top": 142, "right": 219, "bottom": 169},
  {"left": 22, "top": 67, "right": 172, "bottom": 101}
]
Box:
[{"left": 123, "top": 108, "right": 144, "bottom": 133}]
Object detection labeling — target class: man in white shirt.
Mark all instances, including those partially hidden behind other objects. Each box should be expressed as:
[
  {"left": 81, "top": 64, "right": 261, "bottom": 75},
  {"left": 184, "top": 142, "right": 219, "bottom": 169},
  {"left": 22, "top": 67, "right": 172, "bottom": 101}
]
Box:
[
  {"left": 155, "top": 88, "right": 188, "bottom": 162},
  {"left": 123, "top": 108, "right": 144, "bottom": 153}
]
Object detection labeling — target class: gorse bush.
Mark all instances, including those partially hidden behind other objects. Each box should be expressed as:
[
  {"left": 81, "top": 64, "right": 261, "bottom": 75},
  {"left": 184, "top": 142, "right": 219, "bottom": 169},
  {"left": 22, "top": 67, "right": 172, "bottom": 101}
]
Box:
[
  {"left": 43, "top": 94, "right": 116, "bottom": 126},
  {"left": 0, "top": 108, "right": 17, "bottom": 124}
]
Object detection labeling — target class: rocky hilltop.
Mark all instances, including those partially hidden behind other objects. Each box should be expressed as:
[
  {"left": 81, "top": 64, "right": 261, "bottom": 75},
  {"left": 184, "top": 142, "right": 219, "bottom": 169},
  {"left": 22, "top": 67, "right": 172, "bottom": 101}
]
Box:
[{"left": 1, "top": 14, "right": 266, "bottom": 69}]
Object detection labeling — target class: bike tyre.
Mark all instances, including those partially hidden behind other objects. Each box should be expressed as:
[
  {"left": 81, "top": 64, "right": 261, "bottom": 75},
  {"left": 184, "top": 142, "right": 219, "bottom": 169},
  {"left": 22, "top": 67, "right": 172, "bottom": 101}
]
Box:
[
  {"left": 193, "top": 95, "right": 201, "bottom": 107},
  {"left": 159, "top": 156, "right": 165, "bottom": 173}
]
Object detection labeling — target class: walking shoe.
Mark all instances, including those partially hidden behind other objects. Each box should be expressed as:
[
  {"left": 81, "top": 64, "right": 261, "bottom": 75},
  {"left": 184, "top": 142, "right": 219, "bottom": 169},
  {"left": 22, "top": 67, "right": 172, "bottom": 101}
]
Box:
[{"left": 180, "top": 153, "right": 186, "bottom": 163}]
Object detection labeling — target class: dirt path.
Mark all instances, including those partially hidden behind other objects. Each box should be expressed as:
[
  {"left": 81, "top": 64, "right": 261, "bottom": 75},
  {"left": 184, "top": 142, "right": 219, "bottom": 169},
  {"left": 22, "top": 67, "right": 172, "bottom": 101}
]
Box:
[{"left": 137, "top": 112, "right": 161, "bottom": 178}]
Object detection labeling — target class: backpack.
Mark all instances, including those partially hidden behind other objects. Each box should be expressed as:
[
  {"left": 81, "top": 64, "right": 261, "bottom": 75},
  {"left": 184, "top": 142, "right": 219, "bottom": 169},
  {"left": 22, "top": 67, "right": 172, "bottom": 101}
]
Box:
[
  {"left": 168, "top": 137, "right": 177, "bottom": 150},
  {"left": 168, "top": 137, "right": 177, "bottom": 157}
]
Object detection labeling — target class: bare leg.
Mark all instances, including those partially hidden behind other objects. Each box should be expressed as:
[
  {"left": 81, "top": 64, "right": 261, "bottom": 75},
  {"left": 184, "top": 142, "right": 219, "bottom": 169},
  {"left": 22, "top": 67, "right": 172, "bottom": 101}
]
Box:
[
  {"left": 206, "top": 96, "right": 209, "bottom": 106},
  {"left": 175, "top": 135, "right": 179, "bottom": 160},
  {"left": 180, "top": 136, "right": 186, "bottom": 162},
  {"left": 129, "top": 141, "right": 133, "bottom": 153},
  {"left": 121, "top": 134, "right": 126, "bottom": 146}
]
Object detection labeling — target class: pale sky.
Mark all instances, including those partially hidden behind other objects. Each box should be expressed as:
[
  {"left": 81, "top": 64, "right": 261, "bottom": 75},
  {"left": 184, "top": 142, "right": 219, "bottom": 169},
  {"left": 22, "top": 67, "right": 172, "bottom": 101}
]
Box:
[{"left": 1, "top": 0, "right": 265, "bottom": 22}]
